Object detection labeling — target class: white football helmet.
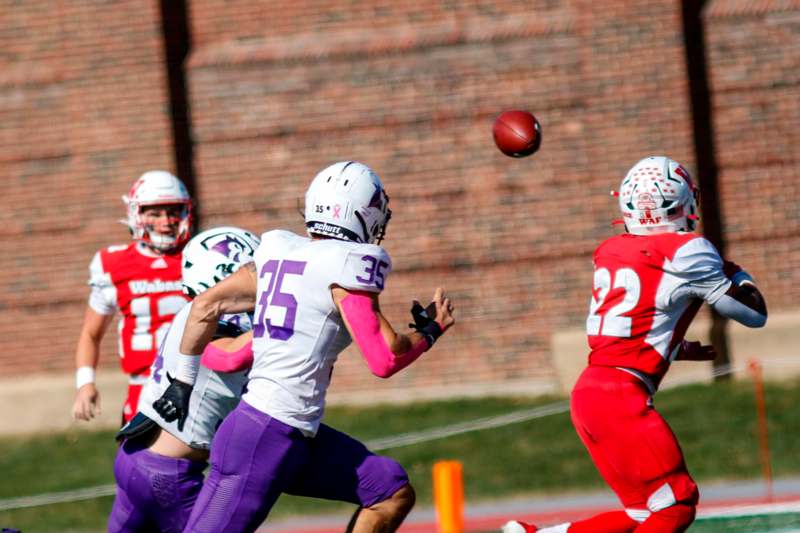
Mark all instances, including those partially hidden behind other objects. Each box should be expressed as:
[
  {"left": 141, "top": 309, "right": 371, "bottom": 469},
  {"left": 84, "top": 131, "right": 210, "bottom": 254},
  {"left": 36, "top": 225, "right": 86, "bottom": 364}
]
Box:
[
  {"left": 618, "top": 156, "right": 699, "bottom": 235},
  {"left": 123, "top": 170, "right": 193, "bottom": 251},
  {"left": 304, "top": 161, "right": 391, "bottom": 244},
  {"left": 181, "top": 226, "right": 261, "bottom": 297}
]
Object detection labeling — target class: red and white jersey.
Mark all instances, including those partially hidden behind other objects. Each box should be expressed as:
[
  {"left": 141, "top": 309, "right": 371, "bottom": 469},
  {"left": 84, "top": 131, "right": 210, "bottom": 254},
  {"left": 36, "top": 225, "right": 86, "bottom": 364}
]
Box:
[
  {"left": 88, "top": 242, "right": 189, "bottom": 375},
  {"left": 585, "top": 232, "right": 731, "bottom": 380}
]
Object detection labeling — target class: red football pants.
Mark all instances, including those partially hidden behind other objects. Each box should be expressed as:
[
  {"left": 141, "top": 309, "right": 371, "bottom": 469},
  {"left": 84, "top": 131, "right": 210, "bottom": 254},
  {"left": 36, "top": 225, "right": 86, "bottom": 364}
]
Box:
[
  {"left": 570, "top": 366, "right": 698, "bottom": 511},
  {"left": 122, "top": 383, "right": 144, "bottom": 425}
]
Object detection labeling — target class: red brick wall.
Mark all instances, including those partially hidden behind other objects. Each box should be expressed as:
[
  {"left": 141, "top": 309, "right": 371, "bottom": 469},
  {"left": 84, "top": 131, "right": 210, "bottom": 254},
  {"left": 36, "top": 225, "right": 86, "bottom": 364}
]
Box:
[
  {"left": 188, "top": 0, "right": 697, "bottom": 396},
  {"left": 0, "top": 0, "right": 174, "bottom": 373},
  {"left": 705, "top": 1, "right": 800, "bottom": 311},
  {"left": 1, "top": 0, "right": 797, "bottom": 399}
]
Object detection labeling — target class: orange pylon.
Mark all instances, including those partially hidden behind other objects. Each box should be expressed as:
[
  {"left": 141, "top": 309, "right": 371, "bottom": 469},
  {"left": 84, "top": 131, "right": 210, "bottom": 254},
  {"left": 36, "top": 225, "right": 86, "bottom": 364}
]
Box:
[
  {"left": 433, "top": 460, "right": 464, "bottom": 533},
  {"left": 749, "top": 359, "right": 774, "bottom": 502}
]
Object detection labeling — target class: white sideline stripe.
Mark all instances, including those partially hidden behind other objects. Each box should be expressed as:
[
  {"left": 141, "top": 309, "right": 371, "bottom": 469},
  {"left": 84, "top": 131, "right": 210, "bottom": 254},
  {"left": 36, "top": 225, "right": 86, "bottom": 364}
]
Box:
[
  {"left": 365, "top": 357, "right": 753, "bottom": 452},
  {"left": 365, "top": 401, "right": 570, "bottom": 451},
  {"left": 0, "top": 484, "right": 116, "bottom": 511},
  {"left": 0, "top": 357, "right": 781, "bottom": 511}
]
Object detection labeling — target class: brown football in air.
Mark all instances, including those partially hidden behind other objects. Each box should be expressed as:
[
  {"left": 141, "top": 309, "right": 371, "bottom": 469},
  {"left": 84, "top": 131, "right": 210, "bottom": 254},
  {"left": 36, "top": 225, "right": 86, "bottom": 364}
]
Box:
[{"left": 492, "top": 110, "right": 542, "bottom": 158}]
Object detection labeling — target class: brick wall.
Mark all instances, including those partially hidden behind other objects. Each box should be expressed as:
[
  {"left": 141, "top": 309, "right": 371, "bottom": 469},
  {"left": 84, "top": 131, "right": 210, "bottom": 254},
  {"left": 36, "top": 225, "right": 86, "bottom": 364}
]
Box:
[
  {"left": 0, "top": 0, "right": 175, "bottom": 374},
  {"left": 1, "top": 0, "right": 797, "bottom": 401},
  {"left": 187, "top": 0, "right": 696, "bottom": 398},
  {"left": 705, "top": 1, "right": 800, "bottom": 311}
]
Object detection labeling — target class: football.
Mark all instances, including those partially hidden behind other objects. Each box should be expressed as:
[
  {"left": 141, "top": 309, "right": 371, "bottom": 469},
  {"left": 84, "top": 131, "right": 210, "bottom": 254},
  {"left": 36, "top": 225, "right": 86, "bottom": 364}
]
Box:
[{"left": 492, "top": 110, "right": 542, "bottom": 158}]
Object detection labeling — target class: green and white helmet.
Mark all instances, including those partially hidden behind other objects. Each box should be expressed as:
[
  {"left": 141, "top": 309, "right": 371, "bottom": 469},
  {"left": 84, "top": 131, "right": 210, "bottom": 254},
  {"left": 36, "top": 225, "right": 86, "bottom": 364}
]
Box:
[{"left": 181, "top": 226, "right": 260, "bottom": 297}]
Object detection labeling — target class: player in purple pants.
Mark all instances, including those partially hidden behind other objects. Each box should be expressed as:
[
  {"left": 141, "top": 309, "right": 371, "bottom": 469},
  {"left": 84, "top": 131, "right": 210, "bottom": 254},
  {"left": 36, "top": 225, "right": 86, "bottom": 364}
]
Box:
[
  {"left": 109, "top": 227, "right": 260, "bottom": 533},
  {"left": 109, "top": 437, "right": 207, "bottom": 533},
  {"left": 153, "top": 161, "right": 456, "bottom": 532},
  {"left": 188, "top": 402, "right": 410, "bottom": 533}
]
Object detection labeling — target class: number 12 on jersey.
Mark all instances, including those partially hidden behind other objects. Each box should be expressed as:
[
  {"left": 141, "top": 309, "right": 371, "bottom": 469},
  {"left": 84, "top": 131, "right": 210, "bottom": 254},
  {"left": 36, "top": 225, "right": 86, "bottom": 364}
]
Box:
[
  {"left": 586, "top": 267, "right": 641, "bottom": 337},
  {"left": 254, "top": 260, "right": 307, "bottom": 341}
]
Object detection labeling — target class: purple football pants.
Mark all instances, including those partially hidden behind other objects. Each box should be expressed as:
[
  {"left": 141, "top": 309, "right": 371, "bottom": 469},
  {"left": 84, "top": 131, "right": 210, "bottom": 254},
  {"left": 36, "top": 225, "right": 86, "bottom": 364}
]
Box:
[
  {"left": 108, "top": 438, "right": 207, "bottom": 533},
  {"left": 183, "top": 400, "right": 410, "bottom": 533}
]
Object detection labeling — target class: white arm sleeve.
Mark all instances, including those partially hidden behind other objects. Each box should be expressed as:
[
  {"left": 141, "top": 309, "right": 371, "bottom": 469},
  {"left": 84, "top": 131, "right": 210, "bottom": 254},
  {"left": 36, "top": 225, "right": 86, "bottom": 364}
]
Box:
[
  {"left": 335, "top": 245, "right": 392, "bottom": 293},
  {"left": 87, "top": 252, "right": 117, "bottom": 315},
  {"left": 712, "top": 293, "right": 767, "bottom": 327},
  {"left": 667, "top": 237, "right": 732, "bottom": 305}
]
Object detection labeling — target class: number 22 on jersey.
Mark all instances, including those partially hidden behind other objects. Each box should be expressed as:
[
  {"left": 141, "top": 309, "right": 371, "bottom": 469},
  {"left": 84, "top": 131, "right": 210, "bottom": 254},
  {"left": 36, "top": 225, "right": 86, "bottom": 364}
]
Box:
[{"left": 586, "top": 267, "right": 642, "bottom": 338}]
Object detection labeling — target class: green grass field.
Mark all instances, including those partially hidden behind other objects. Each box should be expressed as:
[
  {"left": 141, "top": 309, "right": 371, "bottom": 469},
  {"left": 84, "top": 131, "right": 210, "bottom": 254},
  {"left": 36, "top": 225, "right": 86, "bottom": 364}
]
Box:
[
  {"left": 2, "top": 377, "right": 800, "bottom": 532},
  {"left": 693, "top": 512, "right": 800, "bottom": 532}
]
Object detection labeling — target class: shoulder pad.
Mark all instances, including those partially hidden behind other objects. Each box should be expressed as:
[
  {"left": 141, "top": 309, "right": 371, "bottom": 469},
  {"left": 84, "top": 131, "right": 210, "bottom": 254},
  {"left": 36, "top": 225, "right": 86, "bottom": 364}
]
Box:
[
  {"left": 105, "top": 244, "right": 130, "bottom": 253},
  {"left": 336, "top": 244, "right": 392, "bottom": 293}
]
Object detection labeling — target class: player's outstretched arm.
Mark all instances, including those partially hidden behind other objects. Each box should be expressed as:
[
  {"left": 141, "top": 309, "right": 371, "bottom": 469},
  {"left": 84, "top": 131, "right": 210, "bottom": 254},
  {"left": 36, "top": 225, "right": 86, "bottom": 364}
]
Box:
[
  {"left": 333, "top": 286, "right": 455, "bottom": 378},
  {"left": 153, "top": 263, "right": 258, "bottom": 430},
  {"left": 712, "top": 260, "right": 767, "bottom": 328},
  {"left": 71, "top": 308, "right": 113, "bottom": 421}
]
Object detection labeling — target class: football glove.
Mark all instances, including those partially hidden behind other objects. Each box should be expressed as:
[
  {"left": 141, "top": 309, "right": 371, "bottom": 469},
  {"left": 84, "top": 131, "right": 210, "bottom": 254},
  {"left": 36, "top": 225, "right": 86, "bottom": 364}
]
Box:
[
  {"left": 723, "top": 260, "right": 755, "bottom": 287},
  {"left": 212, "top": 318, "right": 246, "bottom": 340},
  {"left": 675, "top": 340, "right": 716, "bottom": 361},
  {"left": 152, "top": 373, "right": 193, "bottom": 431},
  {"left": 408, "top": 302, "right": 443, "bottom": 348}
]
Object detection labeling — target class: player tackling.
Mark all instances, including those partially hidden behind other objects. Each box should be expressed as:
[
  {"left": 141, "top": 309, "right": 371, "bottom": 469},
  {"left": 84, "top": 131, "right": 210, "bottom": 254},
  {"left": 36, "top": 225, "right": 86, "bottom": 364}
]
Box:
[
  {"left": 504, "top": 156, "right": 767, "bottom": 533},
  {"left": 153, "top": 161, "right": 456, "bottom": 533}
]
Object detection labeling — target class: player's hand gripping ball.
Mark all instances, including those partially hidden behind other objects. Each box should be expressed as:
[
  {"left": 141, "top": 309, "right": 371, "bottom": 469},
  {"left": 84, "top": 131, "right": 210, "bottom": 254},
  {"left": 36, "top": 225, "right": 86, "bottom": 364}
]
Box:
[{"left": 492, "top": 110, "right": 542, "bottom": 158}]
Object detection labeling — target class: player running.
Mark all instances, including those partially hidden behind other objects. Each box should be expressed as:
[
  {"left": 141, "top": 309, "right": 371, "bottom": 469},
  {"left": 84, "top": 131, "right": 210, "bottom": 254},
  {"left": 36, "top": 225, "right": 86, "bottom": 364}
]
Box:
[
  {"left": 152, "top": 161, "right": 456, "bottom": 533},
  {"left": 109, "top": 226, "right": 260, "bottom": 533},
  {"left": 504, "top": 156, "right": 767, "bottom": 533},
  {"left": 72, "top": 171, "right": 194, "bottom": 424}
]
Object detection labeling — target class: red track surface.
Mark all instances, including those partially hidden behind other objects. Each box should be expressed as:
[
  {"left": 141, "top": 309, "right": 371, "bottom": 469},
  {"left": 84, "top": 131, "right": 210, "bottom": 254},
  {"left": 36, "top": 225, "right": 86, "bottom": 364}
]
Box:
[{"left": 260, "top": 493, "right": 800, "bottom": 533}]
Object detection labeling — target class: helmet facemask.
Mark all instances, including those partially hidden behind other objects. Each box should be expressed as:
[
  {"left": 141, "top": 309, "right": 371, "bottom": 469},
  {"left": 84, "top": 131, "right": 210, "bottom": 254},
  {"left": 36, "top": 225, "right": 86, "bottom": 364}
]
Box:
[
  {"left": 373, "top": 205, "right": 392, "bottom": 245},
  {"left": 131, "top": 203, "right": 193, "bottom": 252},
  {"left": 354, "top": 187, "right": 392, "bottom": 245}
]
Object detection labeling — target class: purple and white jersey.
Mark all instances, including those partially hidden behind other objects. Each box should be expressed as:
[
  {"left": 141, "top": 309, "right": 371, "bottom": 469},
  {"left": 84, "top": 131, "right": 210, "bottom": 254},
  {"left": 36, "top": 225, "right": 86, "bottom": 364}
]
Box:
[
  {"left": 138, "top": 302, "right": 251, "bottom": 449},
  {"left": 245, "top": 230, "right": 392, "bottom": 437}
]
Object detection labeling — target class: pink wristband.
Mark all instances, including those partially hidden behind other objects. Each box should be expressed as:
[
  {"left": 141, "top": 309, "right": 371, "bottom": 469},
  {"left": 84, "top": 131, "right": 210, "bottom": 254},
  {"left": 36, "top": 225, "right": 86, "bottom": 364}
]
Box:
[
  {"left": 201, "top": 340, "right": 254, "bottom": 373},
  {"left": 340, "top": 293, "right": 428, "bottom": 378}
]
